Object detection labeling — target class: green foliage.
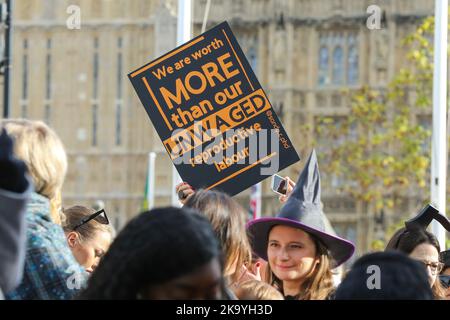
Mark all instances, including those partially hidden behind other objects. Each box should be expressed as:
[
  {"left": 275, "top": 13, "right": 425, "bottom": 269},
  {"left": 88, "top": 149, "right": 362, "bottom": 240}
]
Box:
[
  {"left": 370, "top": 239, "right": 386, "bottom": 252},
  {"left": 315, "top": 17, "right": 435, "bottom": 221}
]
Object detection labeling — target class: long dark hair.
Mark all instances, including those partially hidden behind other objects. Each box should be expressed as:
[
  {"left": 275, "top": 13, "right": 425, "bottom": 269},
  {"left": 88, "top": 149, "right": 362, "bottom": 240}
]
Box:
[
  {"left": 183, "top": 189, "right": 252, "bottom": 282},
  {"left": 78, "top": 207, "right": 223, "bottom": 299},
  {"left": 386, "top": 228, "right": 440, "bottom": 254}
]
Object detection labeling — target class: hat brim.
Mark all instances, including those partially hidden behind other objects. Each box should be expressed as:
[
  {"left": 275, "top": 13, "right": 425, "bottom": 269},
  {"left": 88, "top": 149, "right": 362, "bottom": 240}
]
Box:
[{"left": 247, "top": 217, "right": 355, "bottom": 268}]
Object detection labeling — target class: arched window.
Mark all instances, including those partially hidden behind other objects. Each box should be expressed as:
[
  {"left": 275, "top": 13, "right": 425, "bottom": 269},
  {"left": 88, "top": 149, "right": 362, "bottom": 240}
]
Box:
[
  {"left": 93, "top": 38, "right": 99, "bottom": 99},
  {"left": 347, "top": 36, "right": 359, "bottom": 85},
  {"left": 318, "top": 46, "right": 329, "bottom": 85},
  {"left": 116, "top": 37, "right": 123, "bottom": 146},
  {"left": 332, "top": 46, "right": 344, "bottom": 84},
  {"left": 248, "top": 47, "right": 257, "bottom": 75},
  {"left": 22, "top": 39, "right": 28, "bottom": 101},
  {"left": 46, "top": 39, "right": 52, "bottom": 100},
  {"left": 92, "top": 104, "right": 98, "bottom": 146}
]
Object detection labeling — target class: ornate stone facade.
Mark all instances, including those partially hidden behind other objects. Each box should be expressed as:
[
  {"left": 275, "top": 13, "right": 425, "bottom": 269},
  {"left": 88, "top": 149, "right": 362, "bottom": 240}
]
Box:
[{"left": 2, "top": 0, "right": 434, "bottom": 255}]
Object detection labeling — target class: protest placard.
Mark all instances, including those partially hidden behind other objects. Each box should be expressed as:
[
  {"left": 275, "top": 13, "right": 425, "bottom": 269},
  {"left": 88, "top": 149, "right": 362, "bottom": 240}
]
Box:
[{"left": 129, "top": 22, "right": 300, "bottom": 196}]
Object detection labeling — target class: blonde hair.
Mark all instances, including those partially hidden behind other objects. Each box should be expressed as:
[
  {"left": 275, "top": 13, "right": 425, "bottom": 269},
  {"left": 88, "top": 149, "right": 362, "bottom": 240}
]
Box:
[
  {"left": 266, "top": 234, "right": 335, "bottom": 300},
  {"left": 62, "top": 205, "right": 115, "bottom": 243},
  {"left": 235, "top": 280, "right": 284, "bottom": 300},
  {"left": 1, "top": 119, "right": 67, "bottom": 221}
]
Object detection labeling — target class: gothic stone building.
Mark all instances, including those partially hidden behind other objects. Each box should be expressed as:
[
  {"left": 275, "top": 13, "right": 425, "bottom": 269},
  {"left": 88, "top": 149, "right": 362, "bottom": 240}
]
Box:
[{"left": 2, "top": 0, "right": 434, "bottom": 256}]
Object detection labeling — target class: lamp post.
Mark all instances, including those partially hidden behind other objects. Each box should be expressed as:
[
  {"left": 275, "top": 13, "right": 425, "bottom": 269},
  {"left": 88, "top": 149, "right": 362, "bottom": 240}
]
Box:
[
  {"left": 430, "top": 0, "right": 448, "bottom": 249},
  {"left": 171, "top": 0, "right": 192, "bottom": 206},
  {"left": 2, "top": 0, "right": 13, "bottom": 118}
]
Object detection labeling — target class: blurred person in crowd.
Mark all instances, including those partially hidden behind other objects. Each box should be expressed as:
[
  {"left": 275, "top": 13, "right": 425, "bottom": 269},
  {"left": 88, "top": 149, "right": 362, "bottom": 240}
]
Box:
[
  {"left": 335, "top": 251, "right": 433, "bottom": 300},
  {"left": 62, "top": 205, "right": 114, "bottom": 274},
  {"left": 0, "top": 130, "right": 31, "bottom": 299},
  {"left": 180, "top": 188, "right": 257, "bottom": 297},
  {"left": 79, "top": 207, "right": 226, "bottom": 299},
  {"left": 441, "top": 249, "right": 450, "bottom": 274},
  {"left": 248, "top": 253, "right": 268, "bottom": 284},
  {"left": 247, "top": 150, "right": 355, "bottom": 300},
  {"left": 1, "top": 119, "right": 87, "bottom": 300},
  {"left": 439, "top": 249, "right": 450, "bottom": 299},
  {"left": 234, "top": 280, "right": 284, "bottom": 300},
  {"left": 386, "top": 227, "right": 446, "bottom": 299}
]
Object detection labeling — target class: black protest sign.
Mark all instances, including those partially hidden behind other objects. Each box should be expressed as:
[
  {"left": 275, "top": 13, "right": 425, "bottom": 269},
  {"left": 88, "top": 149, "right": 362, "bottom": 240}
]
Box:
[{"left": 128, "top": 22, "right": 300, "bottom": 196}]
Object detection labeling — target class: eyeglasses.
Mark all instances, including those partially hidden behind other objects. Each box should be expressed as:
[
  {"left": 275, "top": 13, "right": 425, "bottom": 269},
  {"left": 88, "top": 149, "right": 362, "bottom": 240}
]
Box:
[
  {"left": 72, "top": 209, "right": 109, "bottom": 231},
  {"left": 439, "top": 275, "right": 450, "bottom": 288},
  {"left": 417, "top": 260, "right": 444, "bottom": 275}
]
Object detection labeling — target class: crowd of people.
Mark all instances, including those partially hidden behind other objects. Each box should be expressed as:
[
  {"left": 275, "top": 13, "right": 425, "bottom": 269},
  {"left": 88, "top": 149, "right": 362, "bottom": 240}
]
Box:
[{"left": 0, "top": 118, "right": 449, "bottom": 300}]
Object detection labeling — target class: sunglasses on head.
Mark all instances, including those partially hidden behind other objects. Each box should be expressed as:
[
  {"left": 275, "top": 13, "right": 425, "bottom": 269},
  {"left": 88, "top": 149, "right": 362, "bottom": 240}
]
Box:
[
  {"left": 440, "top": 275, "right": 450, "bottom": 288},
  {"left": 72, "top": 209, "right": 109, "bottom": 231}
]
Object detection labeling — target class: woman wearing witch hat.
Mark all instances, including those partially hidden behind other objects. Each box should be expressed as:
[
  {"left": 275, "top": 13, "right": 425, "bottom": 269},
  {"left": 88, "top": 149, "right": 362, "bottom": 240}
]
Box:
[
  {"left": 247, "top": 150, "right": 355, "bottom": 300},
  {"left": 385, "top": 204, "right": 450, "bottom": 299}
]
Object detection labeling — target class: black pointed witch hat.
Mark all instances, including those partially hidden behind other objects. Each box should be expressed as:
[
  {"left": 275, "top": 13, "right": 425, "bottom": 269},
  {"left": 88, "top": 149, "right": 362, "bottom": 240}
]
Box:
[
  {"left": 404, "top": 204, "right": 450, "bottom": 232},
  {"left": 385, "top": 204, "right": 450, "bottom": 251},
  {"left": 247, "top": 150, "right": 355, "bottom": 268}
]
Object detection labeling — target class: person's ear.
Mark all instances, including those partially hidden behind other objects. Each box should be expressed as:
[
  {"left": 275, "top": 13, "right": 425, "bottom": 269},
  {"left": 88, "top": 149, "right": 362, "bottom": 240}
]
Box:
[
  {"left": 314, "top": 255, "right": 321, "bottom": 266},
  {"left": 66, "top": 231, "right": 79, "bottom": 248}
]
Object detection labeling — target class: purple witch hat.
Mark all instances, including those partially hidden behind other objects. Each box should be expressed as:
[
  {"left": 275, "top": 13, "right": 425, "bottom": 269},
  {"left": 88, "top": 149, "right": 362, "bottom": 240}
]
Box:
[{"left": 247, "top": 149, "right": 355, "bottom": 268}]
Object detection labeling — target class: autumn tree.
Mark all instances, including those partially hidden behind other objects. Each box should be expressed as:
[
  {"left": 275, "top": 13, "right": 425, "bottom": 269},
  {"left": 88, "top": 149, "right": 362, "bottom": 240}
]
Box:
[{"left": 315, "top": 17, "right": 437, "bottom": 252}]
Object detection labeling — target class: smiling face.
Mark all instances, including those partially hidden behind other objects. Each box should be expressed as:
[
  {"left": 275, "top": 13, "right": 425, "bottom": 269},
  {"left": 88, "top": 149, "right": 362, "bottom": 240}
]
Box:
[{"left": 267, "top": 225, "right": 319, "bottom": 287}]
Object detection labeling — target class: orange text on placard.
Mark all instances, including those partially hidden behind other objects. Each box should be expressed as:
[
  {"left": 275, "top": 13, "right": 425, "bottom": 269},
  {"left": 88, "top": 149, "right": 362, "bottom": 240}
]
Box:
[
  {"left": 163, "top": 89, "right": 270, "bottom": 159},
  {"left": 158, "top": 52, "right": 240, "bottom": 110}
]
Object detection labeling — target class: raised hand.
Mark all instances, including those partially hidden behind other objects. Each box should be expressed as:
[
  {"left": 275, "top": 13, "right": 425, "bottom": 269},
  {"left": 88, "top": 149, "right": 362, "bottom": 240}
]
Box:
[
  {"left": 0, "top": 129, "right": 29, "bottom": 193},
  {"left": 175, "top": 182, "right": 195, "bottom": 205},
  {"left": 278, "top": 176, "right": 295, "bottom": 203}
]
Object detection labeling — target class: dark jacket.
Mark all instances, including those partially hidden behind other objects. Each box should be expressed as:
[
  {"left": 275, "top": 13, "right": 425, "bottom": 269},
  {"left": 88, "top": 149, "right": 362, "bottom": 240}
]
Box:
[{"left": 0, "top": 182, "right": 31, "bottom": 295}]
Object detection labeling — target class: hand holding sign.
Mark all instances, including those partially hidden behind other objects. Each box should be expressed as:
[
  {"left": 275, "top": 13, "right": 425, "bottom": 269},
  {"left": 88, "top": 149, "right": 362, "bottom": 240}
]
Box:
[{"left": 175, "top": 182, "right": 195, "bottom": 205}]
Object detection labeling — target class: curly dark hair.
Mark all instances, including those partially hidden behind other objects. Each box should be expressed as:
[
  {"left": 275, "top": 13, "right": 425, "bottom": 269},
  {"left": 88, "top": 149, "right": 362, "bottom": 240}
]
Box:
[{"left": 78, "top": 207, "right": 223, "bottom": 299}]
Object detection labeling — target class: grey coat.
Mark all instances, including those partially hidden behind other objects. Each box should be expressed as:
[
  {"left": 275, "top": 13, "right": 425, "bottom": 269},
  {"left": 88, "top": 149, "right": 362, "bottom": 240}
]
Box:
[{"left": 0, "top": 181, "right": 31, "bottom": 295}]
